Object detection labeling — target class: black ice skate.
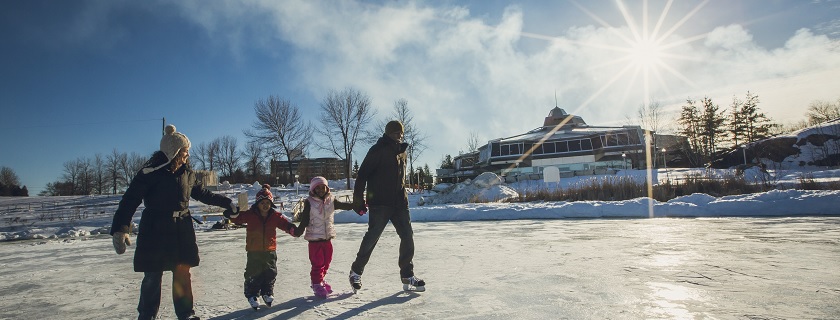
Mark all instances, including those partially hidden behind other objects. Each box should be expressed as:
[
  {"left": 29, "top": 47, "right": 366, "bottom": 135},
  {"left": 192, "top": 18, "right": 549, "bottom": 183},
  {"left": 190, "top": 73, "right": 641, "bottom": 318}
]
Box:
[
  {"left": 349, "top": 271, "right": 362, "bottom": 293},
  {"left": 401, "top": 276, "right": 426, "bottom": 292}
]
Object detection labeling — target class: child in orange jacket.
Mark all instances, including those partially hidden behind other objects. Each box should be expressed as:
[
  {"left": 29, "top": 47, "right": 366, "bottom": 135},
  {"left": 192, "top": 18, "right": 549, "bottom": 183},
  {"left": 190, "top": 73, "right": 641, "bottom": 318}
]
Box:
[
  {"left": 226, "top": 184, "right": 297, "bottom": 310},
  {"left": 294, "top": 177, "right": 354, "bottom": 298}
]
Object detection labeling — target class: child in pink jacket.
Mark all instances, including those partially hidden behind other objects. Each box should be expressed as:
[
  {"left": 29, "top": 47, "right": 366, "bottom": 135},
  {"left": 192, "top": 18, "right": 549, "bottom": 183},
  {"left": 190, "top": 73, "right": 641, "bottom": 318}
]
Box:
[{"left": 293, "top": 177, "right": 354, "bottom": 297}]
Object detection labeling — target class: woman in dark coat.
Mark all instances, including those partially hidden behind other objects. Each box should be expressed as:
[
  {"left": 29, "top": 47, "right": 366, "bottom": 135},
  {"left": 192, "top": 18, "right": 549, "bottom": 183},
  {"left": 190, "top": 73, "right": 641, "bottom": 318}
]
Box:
[{"left": 111, "top": 124, "right": 237, "bottom": 320}]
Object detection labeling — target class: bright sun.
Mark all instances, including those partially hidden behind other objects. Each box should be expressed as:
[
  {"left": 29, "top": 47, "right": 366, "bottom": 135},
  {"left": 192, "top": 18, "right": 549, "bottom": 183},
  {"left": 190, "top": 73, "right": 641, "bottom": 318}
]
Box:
[
  {"left": 629, "top": 39, "right": 663, "bottom": 69},
  {"left": 563, "top": 0, "right": 709, "bottom": 108}
]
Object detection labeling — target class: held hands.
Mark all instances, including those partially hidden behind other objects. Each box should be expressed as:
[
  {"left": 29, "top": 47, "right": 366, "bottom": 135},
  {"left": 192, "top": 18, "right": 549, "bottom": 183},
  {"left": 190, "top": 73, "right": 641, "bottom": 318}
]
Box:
[
  {"left": 112, "top": 232, "right": 131, "bottom": 254},
  {"left": 353, "top": 199, "right": 368, "bottom": 216},
  {"left": 287, "top": 225, "right": 300, "bottom": 238},
  {"left": 223, "top": 202, "right": 239, "bottom": 219}
]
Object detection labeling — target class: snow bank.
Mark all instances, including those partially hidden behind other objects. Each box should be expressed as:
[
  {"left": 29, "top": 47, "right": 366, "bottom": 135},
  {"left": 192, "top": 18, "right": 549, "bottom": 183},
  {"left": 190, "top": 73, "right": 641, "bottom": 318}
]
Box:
[{"left": 428, "top": 172, "right": 519, "bottom": 204}]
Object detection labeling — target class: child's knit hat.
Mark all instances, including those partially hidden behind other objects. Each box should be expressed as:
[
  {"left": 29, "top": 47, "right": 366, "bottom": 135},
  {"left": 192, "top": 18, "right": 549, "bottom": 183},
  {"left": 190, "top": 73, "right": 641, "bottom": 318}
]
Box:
[
  {"left": 255, "top": 184, "right": 276, "bottom": 208},
  {"left": 309, "top": 176, "right": 329, "bottom": 195}
]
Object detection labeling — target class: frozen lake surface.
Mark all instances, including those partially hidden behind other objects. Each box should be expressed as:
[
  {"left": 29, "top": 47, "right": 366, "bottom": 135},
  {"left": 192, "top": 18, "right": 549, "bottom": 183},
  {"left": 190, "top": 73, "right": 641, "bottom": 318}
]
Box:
[{"left": 1, "top": 217, "right": 838, "bottom": 319}]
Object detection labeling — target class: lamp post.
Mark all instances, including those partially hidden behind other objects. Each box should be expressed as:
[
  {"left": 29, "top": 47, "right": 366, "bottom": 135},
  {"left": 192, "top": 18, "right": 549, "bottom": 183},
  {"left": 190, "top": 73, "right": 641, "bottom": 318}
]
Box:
[
  {"left": 622, "top": 153, "right": 627, "bottom": 170},
  {"left": 662, "top": 148, "right": 670, "bottom": 182},
  {"left": 294, "top": 174, "right": 300, "bottom": 196},
  {"left": 742, "top": 145, "right": 747, "bottom": 165}
]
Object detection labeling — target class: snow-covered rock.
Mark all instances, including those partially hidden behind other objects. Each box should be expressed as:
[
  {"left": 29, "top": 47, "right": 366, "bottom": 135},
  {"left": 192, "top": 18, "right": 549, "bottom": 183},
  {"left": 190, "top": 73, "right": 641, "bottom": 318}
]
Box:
[{"left": 428, "top": 172, "right": 519, "bottom": 204}]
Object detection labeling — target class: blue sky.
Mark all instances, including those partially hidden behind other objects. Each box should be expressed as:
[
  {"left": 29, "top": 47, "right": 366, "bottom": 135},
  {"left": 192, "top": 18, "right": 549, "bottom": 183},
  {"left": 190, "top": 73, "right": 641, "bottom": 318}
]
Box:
[{"left": 2, "top": 0, "right": 839, "bottom": 195}]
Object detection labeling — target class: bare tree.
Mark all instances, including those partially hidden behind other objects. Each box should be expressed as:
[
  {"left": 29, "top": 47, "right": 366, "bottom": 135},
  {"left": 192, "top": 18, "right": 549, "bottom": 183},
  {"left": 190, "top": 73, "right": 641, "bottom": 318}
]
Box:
[
  {"left": 392, "top": 99, "right": 427, "bottom": 186},
  {"left": 242, "top": 141, "right": 266, "bottom": 184},
  {"left": 77, "top": 157, "right": 93, "bottom": 195},
  {"left": 61, "top": 159, "right": 81, "bottom": 195},
  {"left": 466, "top": 131, "right": 482, "bottom": 153},
  {"left": 193, "top": 142, "right": 209, "bottom": 171},
  {"left": 636, "top": 100, "right": 664, "bottom": 133},
  {"left": 315, "top": 87, "right": 377, "bottom": 189},
  {"left": 214, "top": 136, "right": 241, "bottom": 180},
  {"left": 121, "top": 152, "right": 146, "bottom": 184},
  {"left": 806, "top": 99, "right": 840, "bottom": 125},
  {"left": 107, "top": 149, "right": 126, "bottom": 194},
  {"left": 244, "top": 95, "right": 312, "bottom": 185},
  {"left": 0, "top": 166, "right": 21, "bottom": 187},
  {"left": 193, "top": 140, "right": 221, "bottom": 172},
  {"left": 93, "top": 153, "right": 106, "bottom": 195}
]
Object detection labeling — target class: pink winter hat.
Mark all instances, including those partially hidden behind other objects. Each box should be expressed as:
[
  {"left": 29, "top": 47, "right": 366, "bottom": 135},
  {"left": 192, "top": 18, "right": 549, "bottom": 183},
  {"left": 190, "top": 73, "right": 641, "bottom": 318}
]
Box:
[{"left": 309, "top": 176, "right": 329, "bottom": 194}]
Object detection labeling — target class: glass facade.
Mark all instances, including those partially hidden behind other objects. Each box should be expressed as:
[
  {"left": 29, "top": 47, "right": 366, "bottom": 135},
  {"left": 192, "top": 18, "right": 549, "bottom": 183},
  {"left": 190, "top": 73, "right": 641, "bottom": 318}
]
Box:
[{"left": 490, "top": 130, "right": 642, "bottom": 158}]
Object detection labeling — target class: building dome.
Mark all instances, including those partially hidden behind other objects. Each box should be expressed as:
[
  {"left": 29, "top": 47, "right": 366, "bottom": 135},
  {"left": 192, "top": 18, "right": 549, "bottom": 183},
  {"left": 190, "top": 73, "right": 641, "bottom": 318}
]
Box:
[{"left": 544, "top": 107, "right": 586, "bottom": 127}]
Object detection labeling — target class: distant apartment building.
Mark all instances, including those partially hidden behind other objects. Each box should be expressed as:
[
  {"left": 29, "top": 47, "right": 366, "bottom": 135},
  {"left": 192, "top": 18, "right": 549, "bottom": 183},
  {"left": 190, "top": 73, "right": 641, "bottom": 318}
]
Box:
[{"left": 270, "top": 157, "right": 348, "bottom": 185}]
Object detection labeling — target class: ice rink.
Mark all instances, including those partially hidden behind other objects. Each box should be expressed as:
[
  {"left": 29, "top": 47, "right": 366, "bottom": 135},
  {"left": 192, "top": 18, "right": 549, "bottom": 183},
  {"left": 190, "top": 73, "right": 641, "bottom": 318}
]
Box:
[{"left": 1, "top": 217, "right": 838, "bottom": 319}]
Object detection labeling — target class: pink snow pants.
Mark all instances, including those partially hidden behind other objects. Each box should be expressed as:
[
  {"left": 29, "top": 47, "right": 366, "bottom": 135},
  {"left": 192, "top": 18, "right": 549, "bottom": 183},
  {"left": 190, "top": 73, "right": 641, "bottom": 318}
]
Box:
[{"left": 308, "top": 240, "right": 333, "bottom": 284}]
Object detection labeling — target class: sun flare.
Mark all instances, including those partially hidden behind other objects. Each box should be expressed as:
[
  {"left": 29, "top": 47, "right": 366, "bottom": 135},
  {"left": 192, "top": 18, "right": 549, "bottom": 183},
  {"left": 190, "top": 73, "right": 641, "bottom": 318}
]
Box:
[{"left": 629, "top": 38, "right": 663, "bottom": 69}]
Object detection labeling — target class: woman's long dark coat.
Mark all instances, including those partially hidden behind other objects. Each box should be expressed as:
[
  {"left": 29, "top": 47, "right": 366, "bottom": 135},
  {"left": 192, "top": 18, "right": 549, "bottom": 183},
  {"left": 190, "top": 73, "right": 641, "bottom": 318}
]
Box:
[{"left": 111, "top": 163, "right": 232, "bottom": 272}]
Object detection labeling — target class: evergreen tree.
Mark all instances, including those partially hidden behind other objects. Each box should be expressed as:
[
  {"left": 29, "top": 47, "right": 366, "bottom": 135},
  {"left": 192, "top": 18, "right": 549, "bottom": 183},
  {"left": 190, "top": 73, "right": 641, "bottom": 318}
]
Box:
[
  {"left": 740, "top": 91, "right": 773, "bottom": 142},
  {"left": 440, "top": 154, "right": 454, "bottom": 169},
  {"left": 699, "top": 97, "right": 727, "bottom": 160},
  {"left": 677, "top": 99, "right": 703, "bottom": 166},
  {"left": 353, "top": 160, "right": 360, "bottom": 178},
  {"left": 728, "top": 96, "right": 747, "bottom": 148}
]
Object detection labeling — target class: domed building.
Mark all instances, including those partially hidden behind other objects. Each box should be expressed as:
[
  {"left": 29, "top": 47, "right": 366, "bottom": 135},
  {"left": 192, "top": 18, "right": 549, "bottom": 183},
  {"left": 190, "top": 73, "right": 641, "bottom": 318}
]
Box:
[{"left": 438, "top": 107, "right": 661, "bottom": 183}]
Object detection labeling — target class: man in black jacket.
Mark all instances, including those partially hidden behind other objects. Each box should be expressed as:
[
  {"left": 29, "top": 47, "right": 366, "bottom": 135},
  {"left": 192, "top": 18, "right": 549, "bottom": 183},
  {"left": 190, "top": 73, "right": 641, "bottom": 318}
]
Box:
[{"left": 349, "top": 120, "right": 425, "bottom": 292}]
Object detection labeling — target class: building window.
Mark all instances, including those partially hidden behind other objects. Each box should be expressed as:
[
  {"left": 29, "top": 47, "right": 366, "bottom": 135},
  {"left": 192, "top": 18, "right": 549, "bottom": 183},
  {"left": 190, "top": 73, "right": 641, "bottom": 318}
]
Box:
[
  {"left": 606, "top": 134, "right": 618, "bottom": 146},
  {"left": 533, "top": 142, "right": 544, "bottom": 154},
  {"left": 544, "top": 142, "right": 556, "bottom": 153},
  {"left": 629, "top": 133, "right": 641, "bottom": 145},
  {"left": 617, "top": 133, "right": 629, "bottom": 145},
  {"left": 581, "top": 139, "right": 592, "bottom": 150},
  {"left": 591, "top": 137, "right": 603, "bottom": 149}
]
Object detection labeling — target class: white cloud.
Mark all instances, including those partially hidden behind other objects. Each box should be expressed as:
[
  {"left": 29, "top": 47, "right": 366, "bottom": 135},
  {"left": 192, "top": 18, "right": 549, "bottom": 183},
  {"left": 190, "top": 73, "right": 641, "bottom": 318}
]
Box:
[
  {"left": 168, "top": 0, "right": 840, "bottom": 165},
  {"left": 704, "top": 24, "right": 753, "bottom": 49}
]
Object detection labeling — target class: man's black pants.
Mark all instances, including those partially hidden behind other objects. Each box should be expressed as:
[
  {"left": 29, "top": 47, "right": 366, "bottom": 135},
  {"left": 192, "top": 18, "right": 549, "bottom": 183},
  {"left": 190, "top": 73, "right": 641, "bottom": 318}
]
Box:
[{"left": 351, "top": 205, "right": 415, "bottom": 278}]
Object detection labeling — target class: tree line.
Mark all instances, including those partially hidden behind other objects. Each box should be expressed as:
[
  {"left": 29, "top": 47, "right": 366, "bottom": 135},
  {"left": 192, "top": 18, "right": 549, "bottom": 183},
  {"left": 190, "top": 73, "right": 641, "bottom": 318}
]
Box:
[
  {"left": 32, "top": 87, "right": 431, "bottom": 196},
  {"left": 677, "top": 92, "right": 840, "bottom": 167}
]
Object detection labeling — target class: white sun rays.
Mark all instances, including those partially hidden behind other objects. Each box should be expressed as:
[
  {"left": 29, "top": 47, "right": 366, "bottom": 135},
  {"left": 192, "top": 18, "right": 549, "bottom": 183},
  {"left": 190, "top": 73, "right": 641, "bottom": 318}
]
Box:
[
  {"left": 505, "top": 0, "right": 712, "bottom": 166},
  {"left": 568, "top": 0, "right": 710, "bottom": 110},
  {"left": 496, "top": 0, "right": 712, "bottom": 217}
]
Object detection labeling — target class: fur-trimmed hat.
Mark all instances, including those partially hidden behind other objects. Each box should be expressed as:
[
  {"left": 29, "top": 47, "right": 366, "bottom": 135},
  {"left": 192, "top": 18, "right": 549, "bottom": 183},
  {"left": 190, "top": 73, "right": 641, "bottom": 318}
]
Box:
[
  {"left": 255, "top": 184, "right": 276, "bottom": 208},
  {"left": 142, "top": 124, "right": 191, "bottom": 174},
  {"left": 385, "top": 120, "right": 404, "bottom": 135},
  {"left": 309, "top": 176, "right": 329, "bottom": 195}
]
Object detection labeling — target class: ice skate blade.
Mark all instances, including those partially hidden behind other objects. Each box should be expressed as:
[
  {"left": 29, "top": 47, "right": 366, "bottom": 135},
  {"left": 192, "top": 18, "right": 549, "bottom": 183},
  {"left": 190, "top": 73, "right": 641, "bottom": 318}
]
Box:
[{"left": 403, "top": 284, "right": 425, "bottom": 292}]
